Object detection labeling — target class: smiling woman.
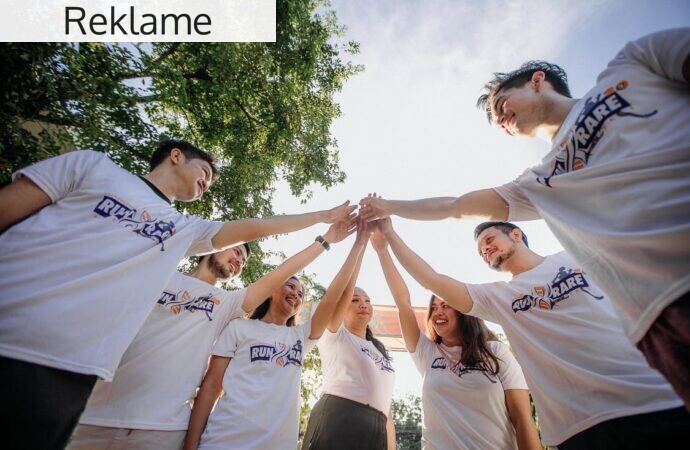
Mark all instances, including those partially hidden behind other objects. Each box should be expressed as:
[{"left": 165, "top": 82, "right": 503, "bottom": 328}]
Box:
[
  {"left": 181, "top": 218, "right": 363, "bottom": 450},
  {"left": 370, "top": 220, "right": 541, "bottom": 450}
]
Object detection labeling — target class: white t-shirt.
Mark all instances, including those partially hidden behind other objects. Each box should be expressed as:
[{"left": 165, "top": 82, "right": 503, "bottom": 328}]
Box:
[
  {"left": 0, "top": 150, "right": 223, "bottom": 380},
  {"left": 318, "top": 324, "right": 395, "bottom": 415},
  {"left": 411, "top": 337, "right": 526, "bottom": 450},
  {"left": 79, "top": 272, "right": 247, "bottom": 430},
  {"left": 466, "top": 252, "right": 682, "bottom": 446},
  {"left": 494, "top": 29, "right": 690, "bottom": 343},
  {"left": 199, "top": 319, "right": 317, "bottom": 450}
]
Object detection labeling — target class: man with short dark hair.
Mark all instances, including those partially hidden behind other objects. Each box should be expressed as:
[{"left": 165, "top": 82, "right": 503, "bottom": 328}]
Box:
[
  {"left": 376, "top": 218, "right": 689, "bottom": 449},
  {"left": 69, "top": 219, "right": 354, "bottom": 450},
  {"left": 360, "top": 28, "right": 690, "bottom": 406},
  {"left": 148, "top": 139, "right": 220, "bottom": 178},
  {"left": 0, "top": 140, "right": 355, "bottom": 449}
]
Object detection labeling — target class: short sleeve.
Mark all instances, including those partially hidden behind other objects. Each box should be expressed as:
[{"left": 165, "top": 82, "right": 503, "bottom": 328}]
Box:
[
  {"left": 491, "top": 341, "right": 528, "bottom": 391},
  {"left": 300, "top": 320, "right": 318, "bottom": 353},
  {"left": 213, "top": 320, "right": 242, "bottom": 358},
  {"left": 13, "top": 150, "right": 103, "bottom": 202},
  {"left": 611, "top": 28, "right": 690, "bottom": 83},
  {"left": 493, "top": 177, "right": 541, "bottom": 222},
  {"left": 317, "top": 324, "right": 342, "bottom": 353},
  {"left": 410, "top": 334, "right": 434, "bottom": 375},
  {"left": 466, "top": 282, "right": 503, "bottom": 323},
  {"left": 221, "top": 287, "right": 249, "bottom": 324},
  {"left": 184, "top": 217, "right": 224, "bottom": 257}
]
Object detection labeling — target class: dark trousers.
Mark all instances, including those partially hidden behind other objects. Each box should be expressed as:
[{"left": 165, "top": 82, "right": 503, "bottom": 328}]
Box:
[
  {"left": 301, "top": 393, "right": 388, "bottom": 450},
  {"left": 557, "top": 407, "right": 690, "bottom": 450},
  {"left": 637, "top": 291, "right": 690, "bottom": 410},
  {"left": 0, "top": 356, "right": 97, "bottom": 450}
]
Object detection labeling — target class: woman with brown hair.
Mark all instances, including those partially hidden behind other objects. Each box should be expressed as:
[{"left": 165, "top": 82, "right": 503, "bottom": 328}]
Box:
[{"left": 371, "top": 219, "right": 541, "bottom": 450}]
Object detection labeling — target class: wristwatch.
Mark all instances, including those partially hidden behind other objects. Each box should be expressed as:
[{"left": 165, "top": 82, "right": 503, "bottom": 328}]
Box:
[{"left": 315, "top": 235, "right": 330, "bottom": 251}]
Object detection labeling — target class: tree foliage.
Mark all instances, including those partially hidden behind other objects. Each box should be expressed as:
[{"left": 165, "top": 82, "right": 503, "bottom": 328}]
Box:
[
  {"left": 297, "top": 275, "right": 326, "bottom": 440},
  {"left": 0, "top": 0, "right": 361, "bottom": 282},
  {"left": 1, "top": 0, "right": 359, "bottom": 438},
  {"left": 392, "top": 394, "right": 423, "bottom": 450}
]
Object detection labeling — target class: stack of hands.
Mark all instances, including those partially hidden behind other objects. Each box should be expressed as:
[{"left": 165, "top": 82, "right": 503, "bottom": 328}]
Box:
[{"left": 324, "top": 193, "right": 396, "bottom": 248}]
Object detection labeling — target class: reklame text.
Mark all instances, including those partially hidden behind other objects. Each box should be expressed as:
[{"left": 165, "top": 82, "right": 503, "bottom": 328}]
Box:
[{"left": 65, "top": 6, "right": 211, "bottom": 36}]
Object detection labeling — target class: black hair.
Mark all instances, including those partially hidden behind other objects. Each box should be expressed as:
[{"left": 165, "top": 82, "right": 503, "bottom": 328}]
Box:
[
  {"left": 353, "top": 287, "right": 392, "bottom": 361},
  {"left": 249, "top": 276, "right": 301, "bottom": 327},
  {"left": 366, "top": 325, "right": 392, "bottom": 362},
  {"left": 474, "top": 221, "right": 529, "bottom": 247},
  {"left": 149, "top": 139, "right": 219, "bottom": 178},
  {"left": 477, "top": 60, "right": 572, "bottom": 123}
]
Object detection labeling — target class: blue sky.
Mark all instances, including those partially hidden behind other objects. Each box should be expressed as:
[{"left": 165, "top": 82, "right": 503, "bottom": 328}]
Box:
[{"left": 262, "top": 0, "right": 690, "bottom": 398}]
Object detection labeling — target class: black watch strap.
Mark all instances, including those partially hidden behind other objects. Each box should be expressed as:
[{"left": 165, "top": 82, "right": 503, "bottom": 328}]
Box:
[{"left": 315, "top": 235, "right": 330, "bottom": 250}]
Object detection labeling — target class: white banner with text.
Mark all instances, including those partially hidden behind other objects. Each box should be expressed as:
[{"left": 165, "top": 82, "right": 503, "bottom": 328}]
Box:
[{"left": 0, "top": 0, "right": 276, "bottom": 42}]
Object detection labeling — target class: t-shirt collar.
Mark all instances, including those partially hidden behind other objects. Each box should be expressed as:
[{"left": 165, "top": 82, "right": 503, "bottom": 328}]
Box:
[{"left": 138, "top": 176, "right": 172, "bottom": 204}]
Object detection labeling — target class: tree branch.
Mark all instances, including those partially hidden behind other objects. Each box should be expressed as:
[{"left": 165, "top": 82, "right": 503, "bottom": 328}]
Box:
[
  {"left": 234, "top": 99, "right": 267, "bottom": 128},
  {"left": 28, "top": 113, "right": 82, "bottom": 128},
  {"left": 135, "top": 94, "right": 161, "bottom": 103},
  {"left": 153, "top": 43, "right": 181, "bottom": 65},
  {"left": 184, "top": 69, "right": 213, "bottom": 82},
  {"left": 119, "top": 43, "right": 181, "bottom": 80},
  {"left": 109, "top": 134, "right": 149, "bottom": 163}
]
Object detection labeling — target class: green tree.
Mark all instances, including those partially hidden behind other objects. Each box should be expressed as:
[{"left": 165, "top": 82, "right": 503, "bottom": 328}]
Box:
[
  {"left": 297, "top": 275, "right": 326, "bottom": 443},
  {"left": 1, "top": 3, "right": 359, "bottom": 441},
  {"left": 0, "top": 0, "right": 361, "bottom": 284},
  {"left": 392, "top": 394, "right": 423, "bottom": 450}
]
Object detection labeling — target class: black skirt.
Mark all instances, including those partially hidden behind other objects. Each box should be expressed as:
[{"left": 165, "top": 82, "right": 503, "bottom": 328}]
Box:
[{"left": 301, "top": 393, "right": 388, "bottom": 450}]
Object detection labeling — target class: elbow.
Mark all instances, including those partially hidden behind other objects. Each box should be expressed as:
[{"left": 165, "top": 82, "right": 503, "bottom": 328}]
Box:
[
  {"left": 419, "top": 271, "right": 441, "bottom": 291},
  {"left": 450, "top": 196, "right": 466, "bottom": 219}
]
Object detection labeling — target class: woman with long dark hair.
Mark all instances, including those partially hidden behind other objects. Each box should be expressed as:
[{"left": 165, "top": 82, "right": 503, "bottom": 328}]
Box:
[
  {"left": 371, "top": 219, "right": 541, "bottom": 450},
  {"left": 301, "top": 222, "right": 396, "bottom": 450},
  {"left": 182, "top": 217, "right": 365, "bottom": 450}
]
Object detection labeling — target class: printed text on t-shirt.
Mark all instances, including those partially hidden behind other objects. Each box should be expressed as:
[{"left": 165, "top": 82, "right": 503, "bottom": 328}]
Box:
[
  {"left": 538, "top": 81, "right": 657, "bottom": 187},
  {"left": 94, "top": 195, "right": 177, "bottom": 250},
  {"left": 511, "top": 266, "right": 603, "bottom": 313},
  {"left": 250, "top": 340, "right": 304, "bottom": 368}
]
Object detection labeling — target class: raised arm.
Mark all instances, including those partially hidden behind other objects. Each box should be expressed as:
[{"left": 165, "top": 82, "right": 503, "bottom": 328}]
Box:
[
  {"left": 309, "top": 228, "right": 367, "bottom": 340},
  {"left": 243, "top": 218, "right": 357, "bottom": 312},
  {"left": 358, "top": 189, "right": 507, "bottom": 222},
  {"left": 381, "top": 219, "right": 474, "bottom": 314},
  {"left": 0, "top": 177, "right": 52, "bottom": 232},
  {"left": 371, "top": 222, "right": 420, "bottom": 352},
  {"left": 183, "top": 355, "right": 231, "bottom": 450},
  {"left": 326, "top": 220, "right": 370, "bottom": 332},
  {"left": 211, "top": 201, "right": 357, "bottom": 250}
]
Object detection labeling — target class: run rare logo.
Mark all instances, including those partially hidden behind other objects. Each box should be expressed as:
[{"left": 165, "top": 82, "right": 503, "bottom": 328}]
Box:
[
  {"left": 156, "top": 290, "right": 220, "bottom": 320},
  {"left": 511, "top": 266, "right": 604, "bottom": 313},
  {"left": 538, "top": 80, "right": 657, "bottom": 187},
  {"left": 250, "top": 340, "right": 304, "bottom": 368},
  {"left": 94, "top": 195, "right": 176, "bottom": 250},
  {"left": 361, "top": 347, "right": 394, "bottom": 372},
  {"left": 431, "top": 358, "right": 496, "bottom": 382}
]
